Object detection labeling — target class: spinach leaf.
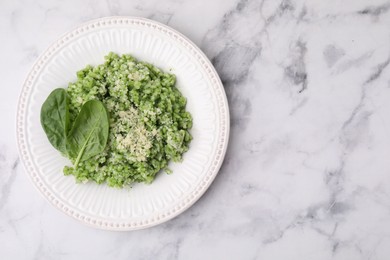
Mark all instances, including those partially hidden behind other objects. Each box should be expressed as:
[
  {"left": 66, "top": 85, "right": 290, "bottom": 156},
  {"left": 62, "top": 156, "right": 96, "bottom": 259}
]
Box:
[
  {"left": 40, "top": 88, "right": 70, "bottom": 155},
  {"left": 66, "top": 100, "right": 109, "bottom": 168}
]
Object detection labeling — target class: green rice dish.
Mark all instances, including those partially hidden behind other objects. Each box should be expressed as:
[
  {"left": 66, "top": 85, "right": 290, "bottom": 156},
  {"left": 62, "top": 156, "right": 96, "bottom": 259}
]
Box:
[{"left": 63, "top": 52, "right": 192, "bottom": 187}]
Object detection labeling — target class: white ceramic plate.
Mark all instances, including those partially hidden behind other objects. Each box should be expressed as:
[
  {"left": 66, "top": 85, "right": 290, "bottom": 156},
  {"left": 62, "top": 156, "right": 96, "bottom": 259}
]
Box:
[{"left": 16, "top": 16, "right": 229, "bottom": 230}]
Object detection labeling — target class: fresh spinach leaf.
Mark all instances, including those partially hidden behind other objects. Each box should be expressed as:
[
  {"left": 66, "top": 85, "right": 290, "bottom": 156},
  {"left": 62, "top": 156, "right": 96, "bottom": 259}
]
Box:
[
  {"left": 66, "top": 100, "right": 109, "bottom": 168},
  {"left": 40, "top": 88, "right": 70, "bottom": 155}
]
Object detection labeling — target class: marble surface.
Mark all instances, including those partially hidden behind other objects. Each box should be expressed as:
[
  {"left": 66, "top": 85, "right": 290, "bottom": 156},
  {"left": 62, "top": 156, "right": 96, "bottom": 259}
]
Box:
[{"left": 2, "top": 0, "right": 390, "bottom": 259}]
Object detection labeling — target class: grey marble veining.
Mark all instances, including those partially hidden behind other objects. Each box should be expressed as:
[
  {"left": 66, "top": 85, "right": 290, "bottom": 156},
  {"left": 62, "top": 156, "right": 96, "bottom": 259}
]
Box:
[{"left": 2, "top": 0, "right": 390, "bottom": 259}]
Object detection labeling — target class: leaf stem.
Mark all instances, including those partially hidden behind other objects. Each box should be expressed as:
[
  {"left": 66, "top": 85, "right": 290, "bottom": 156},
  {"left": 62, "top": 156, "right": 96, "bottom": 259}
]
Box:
[{"left": 74, "top": 150, "right": 83, "bottom": 169}]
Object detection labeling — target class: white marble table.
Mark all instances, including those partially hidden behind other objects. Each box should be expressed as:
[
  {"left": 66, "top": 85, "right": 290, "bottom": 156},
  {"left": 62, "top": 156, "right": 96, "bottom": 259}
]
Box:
[{"left": 2, "top": 0, "right": 390, "bottom": 259}]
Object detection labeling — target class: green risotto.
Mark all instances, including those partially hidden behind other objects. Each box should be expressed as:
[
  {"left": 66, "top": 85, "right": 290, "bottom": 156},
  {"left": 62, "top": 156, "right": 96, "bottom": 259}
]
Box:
[{"left": 60, "top": 53, "right": 192, "bottom": 187}]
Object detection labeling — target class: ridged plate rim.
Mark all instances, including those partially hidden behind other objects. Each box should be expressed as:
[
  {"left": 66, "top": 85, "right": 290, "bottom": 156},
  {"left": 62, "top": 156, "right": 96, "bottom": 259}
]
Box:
[{"left": 16, "top": 16, "right": 229, "bottom": 230}]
